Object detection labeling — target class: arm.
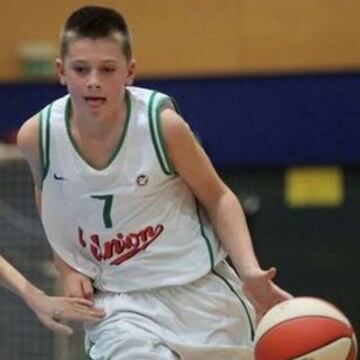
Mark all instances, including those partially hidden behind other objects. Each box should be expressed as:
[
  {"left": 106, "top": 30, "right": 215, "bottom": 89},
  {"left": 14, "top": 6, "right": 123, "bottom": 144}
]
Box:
[
  {"left": 0, "top": 253, "right": 104, "bottom": 335},
  {"left": 13, "top": 116, "right": 103, "bottom": 332},
  {"left": 161, "top": 109, "right": 291, "bottom": 317}
]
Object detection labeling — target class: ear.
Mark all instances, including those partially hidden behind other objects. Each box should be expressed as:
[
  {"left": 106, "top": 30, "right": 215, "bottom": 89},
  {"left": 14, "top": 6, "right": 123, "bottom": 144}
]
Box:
[
  {"left": 55, "top": 58, "right": 67, "bottom": 86},
  {"left": 125, "top": 59, "right": 136, "bottom": 86}
]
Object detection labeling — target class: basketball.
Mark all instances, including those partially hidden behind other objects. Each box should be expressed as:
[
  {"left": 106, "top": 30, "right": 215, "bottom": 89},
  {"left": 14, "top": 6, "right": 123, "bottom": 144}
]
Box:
[{"left": 254, "top": 297, "right": 357, "bottom": 360}]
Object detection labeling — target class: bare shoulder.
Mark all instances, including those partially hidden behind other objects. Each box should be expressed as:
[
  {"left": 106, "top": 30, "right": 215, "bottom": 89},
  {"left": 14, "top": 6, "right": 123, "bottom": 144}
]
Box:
[
  {"left": 17, "top": 115, "right": 39, "bottom": 155},
  {"left": 159, "top": 108, "right": 228, "bottom": 206},
  {"left": 159, "top": 108, "right": 202, "bottom": 172},
  {"left": 160, "top": 108, "right": 195, "bottom": 151}
]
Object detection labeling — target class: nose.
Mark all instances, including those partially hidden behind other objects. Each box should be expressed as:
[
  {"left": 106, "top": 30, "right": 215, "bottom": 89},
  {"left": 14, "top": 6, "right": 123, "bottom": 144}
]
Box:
[{"left": 86, "top": 70, "right": 101, "bottom": 89}]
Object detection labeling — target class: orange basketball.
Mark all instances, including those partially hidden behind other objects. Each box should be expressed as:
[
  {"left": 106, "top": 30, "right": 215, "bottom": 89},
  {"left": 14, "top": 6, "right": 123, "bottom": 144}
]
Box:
[{"left": 254, "top": 297, "right": 357, "bottom": 360}]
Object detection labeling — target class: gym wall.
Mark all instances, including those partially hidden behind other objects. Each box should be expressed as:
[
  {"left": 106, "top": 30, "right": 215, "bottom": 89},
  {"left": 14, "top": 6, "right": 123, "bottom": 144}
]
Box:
[{"left": 1, "top": 0, "right": 360, "bottom": 80}]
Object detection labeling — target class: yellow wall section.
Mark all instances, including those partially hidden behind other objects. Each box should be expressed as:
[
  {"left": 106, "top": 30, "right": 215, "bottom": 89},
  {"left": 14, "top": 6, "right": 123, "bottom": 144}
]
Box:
[
  {"left": 284, "top": 167, "right": 344, "bottom": 207},
  {"left": 1, "top": 0, "right": 360, "bottom": 80}
]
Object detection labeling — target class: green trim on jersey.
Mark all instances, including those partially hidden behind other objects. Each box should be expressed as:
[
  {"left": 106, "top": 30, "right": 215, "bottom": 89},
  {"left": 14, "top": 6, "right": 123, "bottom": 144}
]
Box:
[
  {"left": 38, "top": 111, "right": 44, "bottom": 180},
  {"left": 39, "top": 103, "right": 52, "bottom": 187},
  {"left": 212, "top": 269, "right": 255, "bottom": 341},
  {"left": 64, "top": 90, "right": 131, "bottom": 170},
  {"left": 195, "top": 199, "right": 215, "bottom": 270},
  {"left": 149, "top": 91, "right": 180, "bottom": 175}
]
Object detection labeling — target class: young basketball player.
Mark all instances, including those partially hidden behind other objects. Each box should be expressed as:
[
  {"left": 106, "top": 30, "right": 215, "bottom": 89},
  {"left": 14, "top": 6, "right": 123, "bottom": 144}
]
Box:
[
  {"left": 0, "top": 253, "right": 104, "bottom": 335},
  {"left": 17, "top": 5, "right": 291, "bottom": 359}
]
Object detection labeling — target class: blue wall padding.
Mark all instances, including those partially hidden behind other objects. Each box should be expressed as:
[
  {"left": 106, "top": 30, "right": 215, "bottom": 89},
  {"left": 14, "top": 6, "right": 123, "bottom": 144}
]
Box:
[{"left": 1, "top": 73, "right": 360, "bottom": 168}]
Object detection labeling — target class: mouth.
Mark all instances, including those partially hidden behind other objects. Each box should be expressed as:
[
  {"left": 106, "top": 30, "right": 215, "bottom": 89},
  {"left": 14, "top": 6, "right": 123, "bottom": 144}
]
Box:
[{"left": 84, "top": 96, "right": 106, "bottom": 107}]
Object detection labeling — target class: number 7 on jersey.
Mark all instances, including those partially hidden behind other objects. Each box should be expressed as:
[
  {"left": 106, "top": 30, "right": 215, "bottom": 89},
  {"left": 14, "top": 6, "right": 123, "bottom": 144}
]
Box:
[{"left": 91, "top": 194, "right": 113, "bottom": 228}]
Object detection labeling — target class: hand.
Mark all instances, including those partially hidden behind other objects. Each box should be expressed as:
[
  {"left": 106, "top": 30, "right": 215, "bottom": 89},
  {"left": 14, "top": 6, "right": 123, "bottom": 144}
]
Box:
[
  {"left": 242, "top": 267, "right": 292, "bottom": 321},
  {"left": 61, "top": 271, "right": 94, "bottom": 300},
  {"left": 25, "top": 287, "right": 105, "bottom": 336}
]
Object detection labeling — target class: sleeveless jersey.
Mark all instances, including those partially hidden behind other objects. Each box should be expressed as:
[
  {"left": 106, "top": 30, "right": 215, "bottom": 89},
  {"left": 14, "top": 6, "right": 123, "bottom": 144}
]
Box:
[{"left": 39, "top": 86, "right": 226, "bottom": 292}]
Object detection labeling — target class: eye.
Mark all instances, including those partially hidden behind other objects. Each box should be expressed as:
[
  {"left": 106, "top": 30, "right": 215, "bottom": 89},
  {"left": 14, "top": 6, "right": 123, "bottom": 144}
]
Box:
[
  {"left": 73, "top": 65, "right": 89, "bottom": 75},
  {"left": 101, "top": 67, "right": 116, "bottom": 73}
]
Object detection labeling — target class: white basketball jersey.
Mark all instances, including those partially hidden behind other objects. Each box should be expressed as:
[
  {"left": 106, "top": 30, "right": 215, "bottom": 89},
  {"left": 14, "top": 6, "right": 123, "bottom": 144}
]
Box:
[{"left": 39, "top": 86, "right": 226, "bottom": 292}]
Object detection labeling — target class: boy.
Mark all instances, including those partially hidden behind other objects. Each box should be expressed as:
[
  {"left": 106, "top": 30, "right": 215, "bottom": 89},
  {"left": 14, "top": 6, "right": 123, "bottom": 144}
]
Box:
[
  {"left": 17, "top": 5, "right": 290, "bottom": 359},
  {"left": 0, "top": 253, "right": 104, "bottom": 335}
]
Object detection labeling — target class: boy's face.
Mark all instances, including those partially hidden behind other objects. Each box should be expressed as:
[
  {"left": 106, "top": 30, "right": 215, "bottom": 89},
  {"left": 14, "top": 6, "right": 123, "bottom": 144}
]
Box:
[{"left": 56, "top": 36, "right": 135, "bottom": 117}]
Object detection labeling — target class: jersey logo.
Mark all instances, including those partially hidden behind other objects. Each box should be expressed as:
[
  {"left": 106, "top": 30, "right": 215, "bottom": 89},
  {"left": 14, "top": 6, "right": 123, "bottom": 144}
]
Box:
[
  {"left": 136, "top": 174, "right": 148, "bottom": 186},
  {"left": 53, "top": 173, "right": 67, "bottom": 181},
  {"left": 78, "top": 224, "right": 164, "bottom": 265}
]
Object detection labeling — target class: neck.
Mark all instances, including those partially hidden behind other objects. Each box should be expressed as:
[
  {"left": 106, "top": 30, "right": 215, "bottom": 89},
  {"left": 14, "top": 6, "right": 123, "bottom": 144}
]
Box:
[{"left": 69, "top": 94, "right": 128, "bottom": 140}]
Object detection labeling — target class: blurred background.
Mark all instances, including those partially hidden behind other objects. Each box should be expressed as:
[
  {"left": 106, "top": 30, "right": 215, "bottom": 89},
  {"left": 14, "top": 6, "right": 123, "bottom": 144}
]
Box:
[{"left": 0, "top": 0, "right": 359, "bottom": 358}]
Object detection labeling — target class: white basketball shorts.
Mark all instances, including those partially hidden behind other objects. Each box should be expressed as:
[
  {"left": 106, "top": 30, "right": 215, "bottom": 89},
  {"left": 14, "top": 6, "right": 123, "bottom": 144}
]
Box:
[{"left": 84, "top": 260, "right": 255, "bottom": 360}]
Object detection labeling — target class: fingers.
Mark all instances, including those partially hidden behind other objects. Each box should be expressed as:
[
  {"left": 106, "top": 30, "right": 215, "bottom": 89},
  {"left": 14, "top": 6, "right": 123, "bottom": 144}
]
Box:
[
  {"left": 38, "top": 313, "right": 74, "bottom": 336},
  {"left": 265, "top": 267, "right": 277, "bottom": 280},
  {"left": 68, "top": 297, "right": 94, "bottom": 306},
  {"left": 63, "top": 281, "right": 84, "bottom": 298},
  {"left": 62, "top": 275, "right": 93, "bottom": 299},
  {"left": 70, "top": 303, "right": 106, "bottom": 321},
  {"left": 56, "top": 297, "right": 105, "bottom": 321},
  {"left": 81, "top": 279, "right": 94, "bottom": 300},
  {"left": 49, "top": 321, "right": 74, "bottom": 336},
  {"left": 273, "top": 284, "right": 293, "bottom": 301}
]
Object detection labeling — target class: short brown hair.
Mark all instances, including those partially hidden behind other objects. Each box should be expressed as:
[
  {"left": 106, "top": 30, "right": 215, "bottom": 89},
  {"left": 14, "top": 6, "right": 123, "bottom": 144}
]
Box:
[{"left": 60, "top": 6, "right": 132, "bottom": 61}]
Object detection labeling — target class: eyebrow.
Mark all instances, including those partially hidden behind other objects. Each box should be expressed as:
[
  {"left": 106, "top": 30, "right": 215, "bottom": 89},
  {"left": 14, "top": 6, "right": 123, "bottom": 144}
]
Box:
[{"left": 70, "top": 59, "right": 119, "bottom": 66}]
